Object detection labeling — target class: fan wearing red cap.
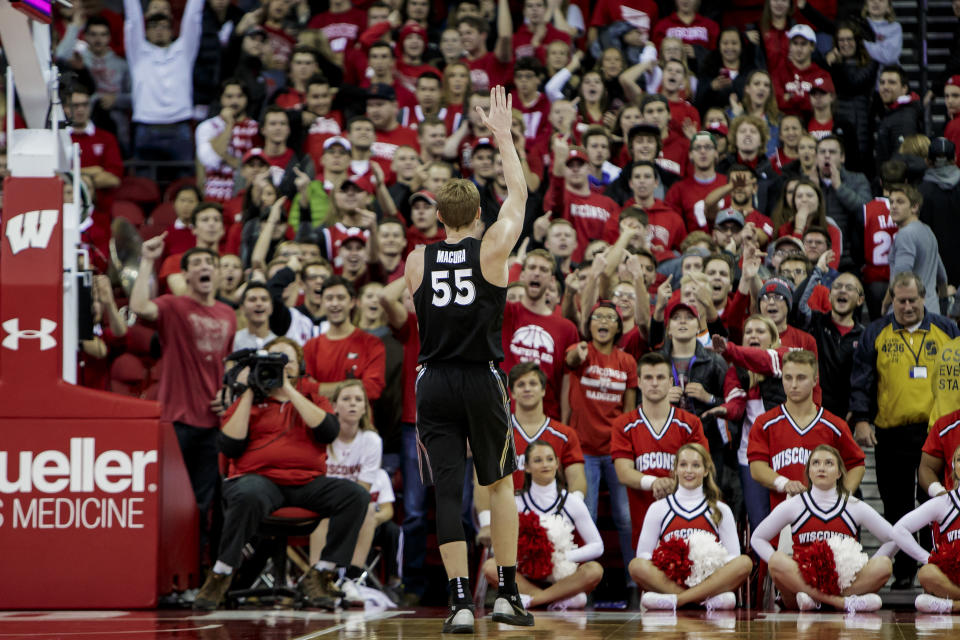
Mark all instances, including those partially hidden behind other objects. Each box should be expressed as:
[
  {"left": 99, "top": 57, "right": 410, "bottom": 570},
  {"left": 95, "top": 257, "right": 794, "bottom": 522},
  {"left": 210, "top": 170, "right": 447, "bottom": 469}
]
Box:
[
  {"left": 943, "top": 76, "right": 960, "bottom": 167},
  {"left": 807, "top": 76, "right": 836, "bottom": 141},
  {"left": 544, "top": 139, "right": 622, "bottom": 263},
  {"left": 564, "top": 300, "right": 638, "bottom": 572},
  {"left": 396, "top": 25, "right": 443, "bottom": 94}
]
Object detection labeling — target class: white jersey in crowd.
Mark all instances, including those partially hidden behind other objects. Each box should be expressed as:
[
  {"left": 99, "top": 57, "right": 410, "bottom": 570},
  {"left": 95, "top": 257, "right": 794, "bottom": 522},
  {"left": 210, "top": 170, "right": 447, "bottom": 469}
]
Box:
[{"left": 326, "top": 429, "right": 382, "bottom": 487}]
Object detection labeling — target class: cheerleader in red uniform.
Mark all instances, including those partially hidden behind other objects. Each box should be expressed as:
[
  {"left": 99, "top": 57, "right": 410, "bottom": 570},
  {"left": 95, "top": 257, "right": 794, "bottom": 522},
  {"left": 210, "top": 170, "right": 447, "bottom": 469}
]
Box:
[
  {"left": 892, "top": 444, "right": 960, "bottom": 613},
  {"left": 751, "top": 444, "right": 895, "bottom": 612},
  {"left": 630, "top": 443, "right": 753, "bottom": 610}
]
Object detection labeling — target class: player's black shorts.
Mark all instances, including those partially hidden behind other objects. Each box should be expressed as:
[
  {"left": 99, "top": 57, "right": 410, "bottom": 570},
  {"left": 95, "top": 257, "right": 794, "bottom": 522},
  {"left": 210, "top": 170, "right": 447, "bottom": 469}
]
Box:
[{"left": 415, "top": 360, "right": 518, "bottom": 486}]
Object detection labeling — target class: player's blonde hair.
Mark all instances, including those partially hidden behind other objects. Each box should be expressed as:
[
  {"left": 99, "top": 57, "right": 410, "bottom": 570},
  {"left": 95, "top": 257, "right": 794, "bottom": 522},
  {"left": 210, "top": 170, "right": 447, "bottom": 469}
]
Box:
[{"left": 436, "top": 178, "right": 480, "bottom": 230}]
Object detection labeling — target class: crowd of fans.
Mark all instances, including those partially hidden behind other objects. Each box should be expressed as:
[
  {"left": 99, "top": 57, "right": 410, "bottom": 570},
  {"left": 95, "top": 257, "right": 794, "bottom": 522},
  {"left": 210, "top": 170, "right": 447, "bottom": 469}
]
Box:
[{"left": 6, "top": 0, "right": 960, "bottom": 610}]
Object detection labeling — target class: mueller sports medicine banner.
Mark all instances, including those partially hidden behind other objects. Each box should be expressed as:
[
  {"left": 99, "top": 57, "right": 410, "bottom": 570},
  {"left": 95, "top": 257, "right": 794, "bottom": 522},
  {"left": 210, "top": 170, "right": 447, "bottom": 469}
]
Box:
[{"left": 0, "top": 177, "right": 197, "bottom": 608}]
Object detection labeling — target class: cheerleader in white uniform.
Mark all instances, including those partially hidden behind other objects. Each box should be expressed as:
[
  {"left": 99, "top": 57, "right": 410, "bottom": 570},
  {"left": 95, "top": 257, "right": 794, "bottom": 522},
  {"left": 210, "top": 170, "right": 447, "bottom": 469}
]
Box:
[
  {"left": 892, "top": 444, "right": 960, "bottom": 613},
  {"left": 631, "top": 443, "right": 753, "bottom": 610},
  {"left": 751, "top": 444, "right": 896, "bottom": 612},
  {"left": 483, "top": 440, "right": 604, "bottom": 610}
]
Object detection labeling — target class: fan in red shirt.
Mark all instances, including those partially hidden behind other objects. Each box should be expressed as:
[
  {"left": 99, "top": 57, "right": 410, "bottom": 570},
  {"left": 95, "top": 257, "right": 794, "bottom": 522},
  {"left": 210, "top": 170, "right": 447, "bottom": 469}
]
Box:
[
  {"left": 272, "top": 47, "right": 322, "bottom": 110},
  {"left": 358, "top": 43, "right": 417, "bottom": 109},
  {"left": 666, "top": 131, "right": 728, "bottom": 232},
  {"left": 652, "top": 1, "right": 720, "bottom": 50},
  {"left": 502, "top": 251, "right": 581, "bottom": 420},
  {"left": 513, "top": 0, "right": 572, "bottom": 64},
  {"left": 366, "top": 83, "right": 420, "bottom": 177},
  {"left": 302, "top": 276, "right": 386, "bottom": 401},
  {"left": 545, "top": 145, "right": 621, "bottom": 262},
  {"left": 921, "top": 410, "right": 960, "bottom": 491},
  {"left": 641, "top": 94, "right": 689, "bottom": 178},
  {"left": 65, "top": 87, "right": 122, "bottom": 192},
  {"left": 457, "top": 10, "right": 513, "bottom": 92},
  {"left": 772, "top": 25, "right": 832, "bottom": 118},
  {"left": 613, "top": 160, "right": 687, "bottom": 262},
  {"left": 612, "top": 352, "right": 710, "bottom": 549},
  {"left": 395, "top": 23, "right": 443, "bottom": 94},
  {"left": 746, "top": 349, "right": 864, "bottom": 509},
  {"left": 590, "top": 0, "right": 659, "bottom": 38},
  {"left": 861, "top": 196, "right": 897, "bottom": 316},
  {"left": 510, "top": 57, "right": 553, "bottom": 146},
  {"left": 507, "top": 362, "right": 586, "bottom": 493},
  {"left": 303, "top": 77, "right": 346, "bottom": 167},
  {"left": 307, "top": 0, "right": 367, "bottom": 55},
  {"left": 565, "top": 301, "right": 639, "bottom": 567},
  {"left": 943, "top": 76, "right": 960, "bottom": 167}
]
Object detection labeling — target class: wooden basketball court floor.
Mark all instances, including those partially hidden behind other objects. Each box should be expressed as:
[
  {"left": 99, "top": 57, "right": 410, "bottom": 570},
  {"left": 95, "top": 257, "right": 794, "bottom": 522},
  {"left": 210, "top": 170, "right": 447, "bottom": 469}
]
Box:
[{"left": 1, "top": 608, "right": 958, "bottom": 639}]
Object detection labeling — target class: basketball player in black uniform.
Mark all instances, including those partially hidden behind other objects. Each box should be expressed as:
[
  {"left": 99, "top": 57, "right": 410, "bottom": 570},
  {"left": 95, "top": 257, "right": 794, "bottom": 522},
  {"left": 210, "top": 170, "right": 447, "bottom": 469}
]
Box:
[{"left": 406, "top": 86, "right": 532, "bottom": 633}]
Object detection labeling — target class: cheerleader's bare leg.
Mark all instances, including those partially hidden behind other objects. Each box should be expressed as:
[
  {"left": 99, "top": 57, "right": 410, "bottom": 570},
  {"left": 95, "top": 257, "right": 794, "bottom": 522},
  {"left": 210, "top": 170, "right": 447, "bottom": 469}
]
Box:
[
  {"left": 630, "top": 556, "right": 752, "bottom": 606},
  {"left": 918, "top": 564, "right": 960, "bottom": 607},
  {"left": 525, "top": 562, "right": 604, "bottom": 607},
  {"left": 629, "top": 558, "right": 685, "bottom": 596},
  {"left": 841, "top": 556, "right": 892, "bottom": 596},
  {"left": 769, "top": 551, "right": 846, "bottom": 610}
]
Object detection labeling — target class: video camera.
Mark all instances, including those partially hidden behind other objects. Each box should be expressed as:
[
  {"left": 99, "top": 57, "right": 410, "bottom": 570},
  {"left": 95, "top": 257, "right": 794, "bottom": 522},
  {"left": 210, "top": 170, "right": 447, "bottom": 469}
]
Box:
[{"left": 223, "top": 348, "right": 289, "bottom": 403}]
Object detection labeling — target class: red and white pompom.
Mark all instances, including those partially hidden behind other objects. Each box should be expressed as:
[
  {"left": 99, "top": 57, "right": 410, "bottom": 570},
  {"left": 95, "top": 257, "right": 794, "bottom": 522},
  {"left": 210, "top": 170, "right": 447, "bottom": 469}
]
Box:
[
  {"left": 517, "top": 511, "right": 579, "bottom": 583},
  {"left": 652, "top": 532, "right": 729, "bottom": 588},
  {"left": 794, "top": 536, "right": 867, "bottom": 595},
  {"left": 928, "top": 539, "right": 960, "bottom": 585}
]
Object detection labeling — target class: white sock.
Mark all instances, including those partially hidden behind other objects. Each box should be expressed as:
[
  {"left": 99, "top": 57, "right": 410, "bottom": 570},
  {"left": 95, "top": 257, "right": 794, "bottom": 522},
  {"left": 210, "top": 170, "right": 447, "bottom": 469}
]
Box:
[
  {"left": 212, "top": 560, "right": 233, "bottom": 575},
  {"left": 313, "top": 560, "right": 336, "bottom": 572}
]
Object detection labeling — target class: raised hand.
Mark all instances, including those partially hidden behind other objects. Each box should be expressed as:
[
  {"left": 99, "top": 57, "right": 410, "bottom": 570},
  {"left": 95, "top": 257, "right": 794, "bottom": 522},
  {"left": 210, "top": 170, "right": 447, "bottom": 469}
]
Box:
[
  {"left": 476, "top": 85, "right": 513, "bottom": 138},
  {"left": 141, "top": 232, "right": 167, "bottom": 261}
]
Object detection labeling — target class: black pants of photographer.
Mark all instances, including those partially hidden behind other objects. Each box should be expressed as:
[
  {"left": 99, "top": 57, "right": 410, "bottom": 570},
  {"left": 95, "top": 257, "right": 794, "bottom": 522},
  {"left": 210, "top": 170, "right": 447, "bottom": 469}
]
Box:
[{"left": 218, "top": 473, "right": 369, "bottom": 569}]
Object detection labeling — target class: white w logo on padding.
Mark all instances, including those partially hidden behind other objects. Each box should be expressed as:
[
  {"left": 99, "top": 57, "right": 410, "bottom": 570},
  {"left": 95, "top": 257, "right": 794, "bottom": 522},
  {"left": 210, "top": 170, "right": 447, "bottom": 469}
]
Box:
[
  {"left": 1, "top": 318, "right": 58, "bottom": 351},
  {"left": 5, "top": 209, "right": 58, "bottom": 255}
]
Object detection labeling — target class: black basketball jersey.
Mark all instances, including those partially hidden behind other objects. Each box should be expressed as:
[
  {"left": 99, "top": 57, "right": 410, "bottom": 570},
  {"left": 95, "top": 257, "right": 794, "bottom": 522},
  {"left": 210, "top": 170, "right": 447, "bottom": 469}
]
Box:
[{"left": 414, "top": 238, "right": 506, "bottom": 364}]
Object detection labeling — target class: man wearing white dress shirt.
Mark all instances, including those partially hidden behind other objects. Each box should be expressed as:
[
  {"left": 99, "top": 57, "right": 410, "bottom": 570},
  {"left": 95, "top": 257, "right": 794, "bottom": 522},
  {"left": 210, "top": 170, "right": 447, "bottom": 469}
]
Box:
[{"left": 124, "top": 0, "right": 204, "bottom": 171}]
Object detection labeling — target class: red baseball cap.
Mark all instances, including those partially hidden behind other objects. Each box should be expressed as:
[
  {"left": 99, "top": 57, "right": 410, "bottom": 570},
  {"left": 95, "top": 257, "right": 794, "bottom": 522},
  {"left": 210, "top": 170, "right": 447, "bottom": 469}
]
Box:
[
  {"left": 341, "top": 227, "right": 368, "bottom": 246},
  {"left": 409, "top": 189, "right": 438, "bottom": 206},
  {"left": 947, "top": 75, "right": 960, "bottom": 88},
  {"left": 811, "top": 75, "right": 835, "bottom": 94},
  {"left": 665, "top": 300, "right": 700, "bottom": 321},
  {"left": 341, "top": 172, "right": 375, "bottom": 194},
  {"left": 566, "top": 147, "right": 588, "bottom": 166},
  {"left": 242, "top": 147, "right": 266, "bottom": 164}
]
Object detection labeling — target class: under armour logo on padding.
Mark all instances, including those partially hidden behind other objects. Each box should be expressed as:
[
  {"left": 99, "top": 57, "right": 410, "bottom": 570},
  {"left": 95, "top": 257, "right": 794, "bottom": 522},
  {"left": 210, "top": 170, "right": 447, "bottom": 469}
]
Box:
[{"left": 1, "top": 318, "right": 57, "bottom": 351}]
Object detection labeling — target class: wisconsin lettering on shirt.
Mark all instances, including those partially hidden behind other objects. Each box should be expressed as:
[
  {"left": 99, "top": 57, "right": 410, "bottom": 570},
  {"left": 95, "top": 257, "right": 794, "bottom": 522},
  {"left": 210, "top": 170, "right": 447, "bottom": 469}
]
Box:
[
  {"left": 771, "top": 445, "right": 811, "bottom": 472},
  {"left": 581, "top": 364, "right": 628, "bottom": 403},
  {"left": 635, "top": 450, "right": 676, "bottom": 473}
]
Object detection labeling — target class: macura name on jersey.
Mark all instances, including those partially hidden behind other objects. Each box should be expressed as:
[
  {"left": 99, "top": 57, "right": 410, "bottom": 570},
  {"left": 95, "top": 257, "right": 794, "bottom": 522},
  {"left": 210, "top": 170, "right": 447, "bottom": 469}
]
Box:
[
  {"left": 663, "top": 527, "right": 717, "bottom": 542},
  {"left": 436, "top": 249, "right": 466, "bottom": 264},
  {"left": 795, "top": 530, "right": 854, "bottom": 545},
  {"left": 772, "top": 446, "right": 810, "bottom": 471},
  {"left": 636, "top": 451, "right": 676, "bottom": 473}
]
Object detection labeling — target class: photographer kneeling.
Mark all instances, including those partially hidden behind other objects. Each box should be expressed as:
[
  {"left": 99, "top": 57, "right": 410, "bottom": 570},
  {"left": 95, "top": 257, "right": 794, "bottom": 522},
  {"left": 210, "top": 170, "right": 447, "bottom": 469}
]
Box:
[{"left": 194, "top": 338, "right": 370, "bottom": 610}]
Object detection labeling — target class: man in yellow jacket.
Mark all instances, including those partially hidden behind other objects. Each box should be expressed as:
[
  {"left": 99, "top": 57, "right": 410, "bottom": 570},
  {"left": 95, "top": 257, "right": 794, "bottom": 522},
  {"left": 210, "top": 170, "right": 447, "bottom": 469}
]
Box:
[{"left": 850, "top": 271, "right": 960, "bottom": 589}]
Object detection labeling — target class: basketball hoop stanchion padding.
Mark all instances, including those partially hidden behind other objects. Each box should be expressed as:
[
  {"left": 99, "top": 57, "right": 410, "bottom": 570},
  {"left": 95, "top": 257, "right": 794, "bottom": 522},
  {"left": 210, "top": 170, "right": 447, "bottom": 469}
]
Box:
[{"left": 0, "top": 176, "right": 199, "bottom": 608}]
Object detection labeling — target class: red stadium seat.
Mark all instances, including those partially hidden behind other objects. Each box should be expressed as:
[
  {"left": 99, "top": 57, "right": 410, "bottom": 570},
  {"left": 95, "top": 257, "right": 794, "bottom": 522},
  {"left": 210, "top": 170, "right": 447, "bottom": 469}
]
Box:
[
  {"left": 138, "top": 223, "right": 165, "bottom": 239},
  {"left": 125, "top": 323, "right": 156, "bottom": 357},
  {"left": 164, "top": 177, "right": 197, "bottom": 202},
  {"left": 151, "top": 202, "right": 178, "bottom": 227},
  {"left": 114, "top": 176, "right": 161, "bottom": 205},
  {"left": 109, "top": 353, "right": 149, "bottom": 397},
  {"left": 111, "top": 200, "right": 145, "bottom": 226}
]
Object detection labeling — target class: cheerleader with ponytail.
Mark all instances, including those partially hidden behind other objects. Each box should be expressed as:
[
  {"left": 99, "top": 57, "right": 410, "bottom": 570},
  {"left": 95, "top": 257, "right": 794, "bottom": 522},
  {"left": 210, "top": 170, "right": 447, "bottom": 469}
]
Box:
[
  {"left": 630, "top": 443, "right": 753, "bottom": 610},
  {"left": 482, "top": 440, "right": 604, "bottom": 610},
  {"left": 892, "top": 444, "right": 960, "bottom": 613}
]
